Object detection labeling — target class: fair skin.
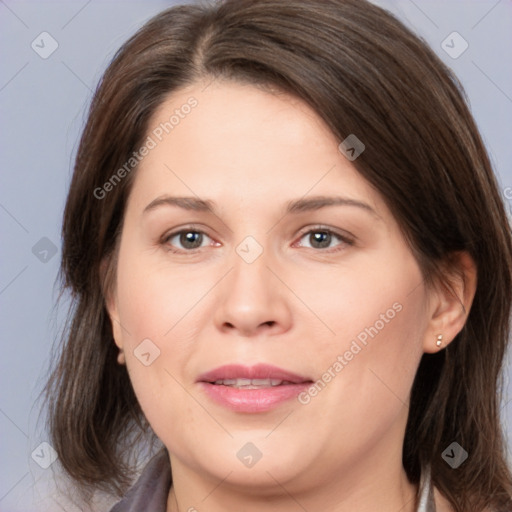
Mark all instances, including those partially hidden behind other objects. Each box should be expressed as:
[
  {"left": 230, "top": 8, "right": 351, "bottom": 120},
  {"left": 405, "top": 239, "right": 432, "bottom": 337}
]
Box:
[{"left": 106, "top": 80, "right": 475, "bottom": 512}]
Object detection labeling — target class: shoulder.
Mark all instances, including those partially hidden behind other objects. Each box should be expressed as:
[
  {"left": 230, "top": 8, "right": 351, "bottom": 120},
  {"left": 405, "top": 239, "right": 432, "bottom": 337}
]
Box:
[{"left": 109, "top": 448, "right": 171, "bottom": 512}]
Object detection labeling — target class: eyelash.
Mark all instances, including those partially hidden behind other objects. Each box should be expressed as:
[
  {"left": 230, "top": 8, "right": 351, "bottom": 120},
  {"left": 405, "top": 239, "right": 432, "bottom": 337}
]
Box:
[{"left": 161, "top": 225, "right": 354, "bottom": 254}]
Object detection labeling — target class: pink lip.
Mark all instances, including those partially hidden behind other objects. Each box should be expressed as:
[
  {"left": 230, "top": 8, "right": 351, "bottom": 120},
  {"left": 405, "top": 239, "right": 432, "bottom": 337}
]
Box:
[{"left": 197, "top": 364, "right": 312, "bottom": 413}]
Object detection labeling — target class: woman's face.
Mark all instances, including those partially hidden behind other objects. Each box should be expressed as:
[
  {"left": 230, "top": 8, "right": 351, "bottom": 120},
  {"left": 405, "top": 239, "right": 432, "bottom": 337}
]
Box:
[{"left": 107, "top": 80, "right": 433, "bottom": 496}]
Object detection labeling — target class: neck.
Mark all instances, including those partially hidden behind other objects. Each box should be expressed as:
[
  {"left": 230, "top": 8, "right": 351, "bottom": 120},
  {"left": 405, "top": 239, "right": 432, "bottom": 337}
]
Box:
[{"left": 166, "top": 454, "right": 419, "bottom": 512}]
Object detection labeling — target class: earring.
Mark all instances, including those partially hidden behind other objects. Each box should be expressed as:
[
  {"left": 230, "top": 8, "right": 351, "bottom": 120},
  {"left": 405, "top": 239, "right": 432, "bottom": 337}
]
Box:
[{"left": 436, "top": 334, "right": 443, "bottom": 347}]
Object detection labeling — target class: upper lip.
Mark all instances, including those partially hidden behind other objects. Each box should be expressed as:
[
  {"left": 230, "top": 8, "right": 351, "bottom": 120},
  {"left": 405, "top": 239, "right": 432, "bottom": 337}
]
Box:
[{"left": 197, "top": 364, "right": 312, "bottom": 384}]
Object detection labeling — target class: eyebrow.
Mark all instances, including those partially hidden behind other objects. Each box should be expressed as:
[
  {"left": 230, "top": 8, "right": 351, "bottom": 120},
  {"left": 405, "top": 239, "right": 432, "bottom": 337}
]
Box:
[{"left": 143, "top": 195, "right": 378, "bottom": 217}]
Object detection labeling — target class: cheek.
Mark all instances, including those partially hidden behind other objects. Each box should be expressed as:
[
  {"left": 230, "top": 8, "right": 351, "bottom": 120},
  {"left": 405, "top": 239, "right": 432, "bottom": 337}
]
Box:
[
  {"left": 112, "top": 247, "right": 227, "bottom": 435},
  {"left": 297, "top": 249, "right": 425, "bottom": 354},
  {"left": 114, "top": 249, "right": 212, "bottom": 347},
  {"left": 298, "top": 250, "right": 426, "bottom": 420}
]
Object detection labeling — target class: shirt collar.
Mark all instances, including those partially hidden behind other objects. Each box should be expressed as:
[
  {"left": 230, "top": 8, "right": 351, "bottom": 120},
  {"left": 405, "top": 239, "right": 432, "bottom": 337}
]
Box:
[{"left": 417, "top": 464, "right": 437, "bottom": 512}]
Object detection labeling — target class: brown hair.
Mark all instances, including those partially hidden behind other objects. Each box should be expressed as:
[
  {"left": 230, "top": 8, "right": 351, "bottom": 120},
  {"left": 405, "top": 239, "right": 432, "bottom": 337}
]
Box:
[{"left": 45, "top": 0, "right": 512, "bottom": 510}]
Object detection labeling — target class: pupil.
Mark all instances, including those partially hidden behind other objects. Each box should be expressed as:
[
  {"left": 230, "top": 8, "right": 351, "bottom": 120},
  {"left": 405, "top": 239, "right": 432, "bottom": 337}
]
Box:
[
  {"left": 312, "top": 231, "right": 330, "bottom": 248},
  {"left": 181, "top": 231, "right": 202, "bottom": 249}
]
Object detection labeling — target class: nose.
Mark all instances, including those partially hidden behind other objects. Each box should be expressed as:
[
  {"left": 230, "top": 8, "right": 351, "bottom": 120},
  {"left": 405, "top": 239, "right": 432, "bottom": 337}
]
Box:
[{"left": 213, "top": 246, "right": 293, "bottom": 337}]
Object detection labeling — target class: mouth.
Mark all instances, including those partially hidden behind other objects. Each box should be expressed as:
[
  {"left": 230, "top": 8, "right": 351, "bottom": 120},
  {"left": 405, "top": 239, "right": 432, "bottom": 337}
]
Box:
[
  {"left": 210, "top": 378, "right": 298, "bottom": 389},
  {"left": 197, "top": 364, "right": 313, "bottom": 413}
]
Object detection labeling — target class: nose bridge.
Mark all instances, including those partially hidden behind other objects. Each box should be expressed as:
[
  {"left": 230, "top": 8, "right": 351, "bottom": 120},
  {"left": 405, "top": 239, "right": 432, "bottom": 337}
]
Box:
[
  {"left": 229, "top": 234, "right": 273, "bottom": 301},
  {"left": 213, "top": 233, "right": 292, "bottom": 336},
  {"left": 235, "top": 234, "right": 266, "bottom": 267}
]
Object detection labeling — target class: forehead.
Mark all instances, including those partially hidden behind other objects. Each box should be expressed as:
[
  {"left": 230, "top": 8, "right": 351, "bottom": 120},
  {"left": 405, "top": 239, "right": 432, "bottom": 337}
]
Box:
[{"left": 127, "top": 80, "right": 383, "bottom": 216}]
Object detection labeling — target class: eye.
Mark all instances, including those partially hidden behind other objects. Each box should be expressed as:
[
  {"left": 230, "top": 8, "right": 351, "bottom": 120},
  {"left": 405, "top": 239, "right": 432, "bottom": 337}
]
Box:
[
  {"left": 162, "top": 228, "right": 214, "bottom": 252},
  {"left": 161, "top": 226, "right": 353, "bottom": 253},
  {"left": 296, "top": 227, "right": 353, "bottom": 251}
]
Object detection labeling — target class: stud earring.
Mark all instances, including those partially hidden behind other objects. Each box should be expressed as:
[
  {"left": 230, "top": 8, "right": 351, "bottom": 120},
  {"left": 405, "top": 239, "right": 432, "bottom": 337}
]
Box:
[{"left": 436, "top": 334, "right": 443, "bottom": 347}]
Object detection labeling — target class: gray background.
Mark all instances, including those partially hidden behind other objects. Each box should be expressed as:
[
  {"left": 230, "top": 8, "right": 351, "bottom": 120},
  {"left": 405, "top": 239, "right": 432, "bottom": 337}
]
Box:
[{"left": 1, "top": 1, "right": 511, "bottom": 511}]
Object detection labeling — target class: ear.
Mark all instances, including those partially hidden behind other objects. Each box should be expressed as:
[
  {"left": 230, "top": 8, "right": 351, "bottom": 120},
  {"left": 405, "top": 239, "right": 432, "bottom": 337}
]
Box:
[
  {"left": 100, "top": 256, "right": 126, "bottom": 365},
  {"left": 422, "top": 251, "right": 477, "bottom": 354}
]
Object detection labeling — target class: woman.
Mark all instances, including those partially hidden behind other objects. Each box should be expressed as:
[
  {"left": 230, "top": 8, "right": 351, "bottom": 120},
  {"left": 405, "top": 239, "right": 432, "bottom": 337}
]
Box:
[{"left": 45, "top": 0, "right": 512, "bottom": 511}]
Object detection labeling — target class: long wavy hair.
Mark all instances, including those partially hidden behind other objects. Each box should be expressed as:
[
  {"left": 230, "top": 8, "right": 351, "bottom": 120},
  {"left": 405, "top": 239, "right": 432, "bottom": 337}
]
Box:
[{"left": 45, "top": 1, "right": 512, "bottom": 510}]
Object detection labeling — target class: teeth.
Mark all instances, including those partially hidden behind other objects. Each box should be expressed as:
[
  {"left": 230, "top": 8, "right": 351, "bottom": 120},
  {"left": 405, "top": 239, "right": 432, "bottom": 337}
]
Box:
[{"left": 213, "top": 378, "right": 286, "bottom": 388}]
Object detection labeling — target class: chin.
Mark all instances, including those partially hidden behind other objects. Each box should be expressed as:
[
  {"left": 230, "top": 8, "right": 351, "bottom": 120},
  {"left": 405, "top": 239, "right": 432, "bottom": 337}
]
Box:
[{"left": 194, "top": 435, "right": 311, "bottom": 489}]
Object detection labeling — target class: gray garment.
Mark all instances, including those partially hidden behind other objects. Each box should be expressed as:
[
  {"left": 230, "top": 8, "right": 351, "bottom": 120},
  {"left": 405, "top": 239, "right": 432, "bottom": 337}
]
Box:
[
  {"left": 417, "top": 464, "right": 437, "bottom": 512},
  {"left": 109, "top": 449, "right": 171, "bottom": 512},
  {"left": 109, "top": 449, "right": 436, "bottom": 511}
]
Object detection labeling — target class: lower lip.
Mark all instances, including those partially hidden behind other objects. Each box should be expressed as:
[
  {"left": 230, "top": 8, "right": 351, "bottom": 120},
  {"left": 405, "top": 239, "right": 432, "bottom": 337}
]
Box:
[{"left": 199, "top": 382, "right": 311, "bottom": 413}]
